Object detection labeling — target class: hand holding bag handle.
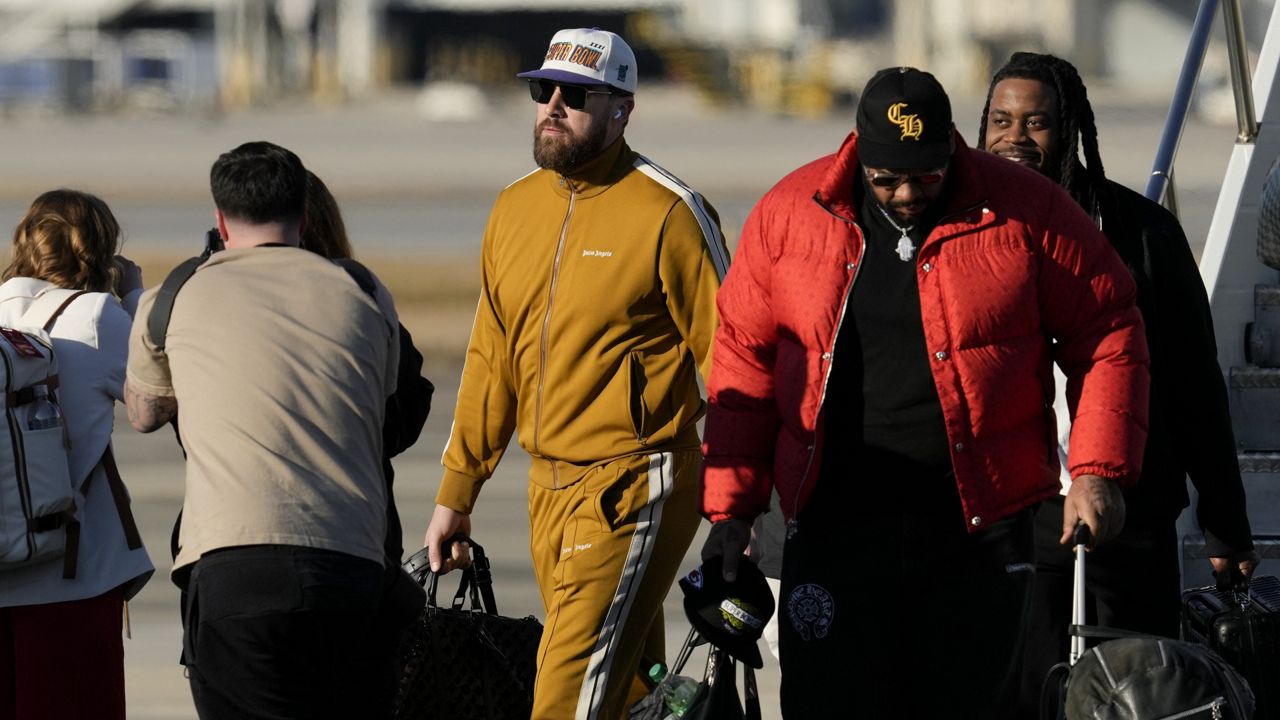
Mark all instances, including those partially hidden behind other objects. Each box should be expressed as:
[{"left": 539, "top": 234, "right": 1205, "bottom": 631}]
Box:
[{"left": 418, "top": 533, "right": 500, "bottom": 615}]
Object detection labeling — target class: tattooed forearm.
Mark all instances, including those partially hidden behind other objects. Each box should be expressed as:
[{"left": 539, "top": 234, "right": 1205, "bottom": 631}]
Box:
[{"left": 124, "top": 379, "right": 178, "bottom": 433}]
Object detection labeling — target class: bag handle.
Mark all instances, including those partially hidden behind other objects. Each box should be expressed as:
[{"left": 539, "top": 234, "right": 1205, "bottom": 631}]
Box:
[
  {"left": 419, "top": 533, "right": 499, "bottom": 615},
  {"left": 440, "top": 565, "right": 483, "bottom": 613},
  {"left": 669, "top": 627, "right": 703, "bottom": 675},
  {"left": 701, "top": 645, "right": 763, "bottom": 720},
  {"left": 743, "top": 663, "right": 761, "bottom": 720}
]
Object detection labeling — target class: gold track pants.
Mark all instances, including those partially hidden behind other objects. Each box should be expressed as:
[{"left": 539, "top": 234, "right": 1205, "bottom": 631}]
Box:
[{"left": 527, "top": 449, "right": 701, "bottom": 720}]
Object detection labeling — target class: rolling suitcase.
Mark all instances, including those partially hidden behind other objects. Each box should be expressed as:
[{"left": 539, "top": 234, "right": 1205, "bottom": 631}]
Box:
[
  {"left": 1183, "top": 575, "right": 1280, "bottom": 720},
  {"left": 1040, "top": 525, "right": 1255, "bottom": 720}
]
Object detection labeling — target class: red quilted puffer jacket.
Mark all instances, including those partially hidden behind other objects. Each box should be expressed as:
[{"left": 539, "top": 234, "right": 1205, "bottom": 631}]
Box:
[{"left": 701, "top": 131, "right": 1149, "bottom": 532}]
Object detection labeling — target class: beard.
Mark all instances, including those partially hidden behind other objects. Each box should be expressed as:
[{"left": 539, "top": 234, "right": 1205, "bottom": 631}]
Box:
[
  {"left": 533, "top": 117, "right": 610, "bottom": 174},
  {"left": 887, "top": 198, "right": 927, "bottom": 222}
]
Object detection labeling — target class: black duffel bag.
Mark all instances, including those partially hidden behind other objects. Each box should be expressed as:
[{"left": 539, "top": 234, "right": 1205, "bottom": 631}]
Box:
[{"left": 394, "top": 536, "right": 544, "bottom": 720}]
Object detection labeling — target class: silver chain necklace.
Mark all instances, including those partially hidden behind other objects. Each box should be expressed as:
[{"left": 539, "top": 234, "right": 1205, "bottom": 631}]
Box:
[{"left": 874, "top": 204, "right": 918, "bottom": 262}]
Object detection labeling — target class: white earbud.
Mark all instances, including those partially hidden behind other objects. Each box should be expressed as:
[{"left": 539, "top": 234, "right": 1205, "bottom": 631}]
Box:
[{"left": 614, "top": 109, "right": 623, "bottom": 119}]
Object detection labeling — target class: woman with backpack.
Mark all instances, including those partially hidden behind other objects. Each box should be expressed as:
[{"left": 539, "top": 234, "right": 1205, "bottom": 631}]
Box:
[{"left": 0, "top": 189, "right": 153, "bottom": 720}]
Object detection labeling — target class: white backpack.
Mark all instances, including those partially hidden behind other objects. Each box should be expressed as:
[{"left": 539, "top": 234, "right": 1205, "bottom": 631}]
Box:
[{"left": 0, "top": 290, "right": 86, "bottom": 576}]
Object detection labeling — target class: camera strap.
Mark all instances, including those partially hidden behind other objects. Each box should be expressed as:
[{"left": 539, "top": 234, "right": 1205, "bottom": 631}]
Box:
[{"left": 147, "top": 254, "right": 207, "bottom": 353}]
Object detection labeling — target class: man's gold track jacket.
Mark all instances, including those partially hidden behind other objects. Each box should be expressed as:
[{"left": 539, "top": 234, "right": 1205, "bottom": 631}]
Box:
[{"left": 438, "top": 138, "right": 730, "bottom": 511}]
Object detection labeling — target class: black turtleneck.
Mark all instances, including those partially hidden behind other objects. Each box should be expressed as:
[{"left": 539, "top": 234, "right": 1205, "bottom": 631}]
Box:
[{"left": 819, "top": 175, "right": 954, "bottom": 503}]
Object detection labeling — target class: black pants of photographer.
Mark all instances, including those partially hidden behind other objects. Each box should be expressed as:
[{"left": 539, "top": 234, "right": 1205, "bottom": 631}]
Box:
[
  {"left": 777, "top": 474, "right": 1034, "bottom": 719},
  {"left": 181, "top": 545, "right": 385, "bottom": 720}
]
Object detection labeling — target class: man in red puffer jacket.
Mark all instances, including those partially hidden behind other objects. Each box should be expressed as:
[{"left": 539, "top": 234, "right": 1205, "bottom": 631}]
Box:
[{"left": 699, "top": 67, "right": 1149, "bottom": 718}]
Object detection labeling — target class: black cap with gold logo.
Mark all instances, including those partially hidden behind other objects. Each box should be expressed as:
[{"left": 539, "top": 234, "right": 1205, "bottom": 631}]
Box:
[{"left": 855, "top": 67, "right": 954, "bottom": 170}]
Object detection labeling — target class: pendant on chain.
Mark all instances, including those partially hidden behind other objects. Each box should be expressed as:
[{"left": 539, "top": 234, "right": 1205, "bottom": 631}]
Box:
[
  {"left": 895, "top": 235, "right": 916, "bottom": 262},
  {"left": 876, "top": 205, "right": 918, "bottom": 262}
]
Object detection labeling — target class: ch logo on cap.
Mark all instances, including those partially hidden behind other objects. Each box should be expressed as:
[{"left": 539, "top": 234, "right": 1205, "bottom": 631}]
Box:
[{"left": 887, "top": 102, "right": 923, "bottom": 141}]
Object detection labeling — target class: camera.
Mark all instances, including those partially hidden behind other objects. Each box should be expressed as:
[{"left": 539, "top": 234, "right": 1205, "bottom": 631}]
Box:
[{"left": 203, "top": 227, "right": 224, "bottom": 258}]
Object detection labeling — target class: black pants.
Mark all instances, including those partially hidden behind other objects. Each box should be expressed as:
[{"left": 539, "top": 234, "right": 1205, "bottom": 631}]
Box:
[
  {"left": 777, "top": 476, "right": 1034, "bottom": 719},
  {"left": 1016, "top": 496, "right": 1180, "bottom": 719},
  {"left": 181, "top": 545, "right": 385, "bottom": 720}
]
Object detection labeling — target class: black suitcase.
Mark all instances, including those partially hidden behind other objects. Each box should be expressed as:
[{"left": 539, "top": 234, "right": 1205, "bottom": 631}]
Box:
[
  {"left": 1183, "top": 575, "right": 1280, "bottom": 720},
  {"left": 1039, "top": 526, "right": 1255, "bottom": 720}
]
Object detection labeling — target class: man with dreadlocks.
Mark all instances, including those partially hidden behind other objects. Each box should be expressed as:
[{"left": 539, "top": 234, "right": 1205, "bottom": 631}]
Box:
[
  {"left": 699, "top": 66, "right": 1149, "bottom": 718},
  {"left": 979, "top": 51, "right": 1258, "bottom": 716}
]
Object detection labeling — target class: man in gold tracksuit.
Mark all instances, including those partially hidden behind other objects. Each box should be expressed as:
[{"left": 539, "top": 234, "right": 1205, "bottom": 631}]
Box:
[{"left": 424, "top": 28, "right": 729, "bottom": 720}]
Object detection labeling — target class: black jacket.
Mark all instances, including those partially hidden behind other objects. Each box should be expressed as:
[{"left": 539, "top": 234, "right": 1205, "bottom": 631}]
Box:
[
  {"left": 382, "top": 323, "right": 433, "bottom": 562},
  {"left": 1101, "top": 180, "right": 1251, "bottom": 556}
]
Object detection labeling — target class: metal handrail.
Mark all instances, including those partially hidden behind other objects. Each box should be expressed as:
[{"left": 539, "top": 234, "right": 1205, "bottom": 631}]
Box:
[
  {"left": 1147, "top": 0, "right": 1260, "bottom": 212},
  {"left": 1146, "top": 0, "right": 1220, "bottom": 210},
  {"left": 1222, "top": 0, "right": 1259, "bottom": 143},
  {"left": 1165, "top": 166, "right": 1181, "bottom": 220}
]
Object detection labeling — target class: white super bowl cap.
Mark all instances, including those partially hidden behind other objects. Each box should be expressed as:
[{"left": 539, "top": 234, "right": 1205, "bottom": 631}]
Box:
[{"left": 517, "top": 27, "right": 637, "bottom": 94}]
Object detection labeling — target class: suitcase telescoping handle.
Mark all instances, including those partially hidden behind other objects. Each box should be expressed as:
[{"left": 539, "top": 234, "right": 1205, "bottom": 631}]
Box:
[
  {"left": 1038, "top": 523, "right": 1094, "bottom": 720},
  {"left": 1064, "top": 525, "right": 1155, "bottom": 660},
  {"left": 1069, "top": 523, "right": 1092, "bottom": 665}
]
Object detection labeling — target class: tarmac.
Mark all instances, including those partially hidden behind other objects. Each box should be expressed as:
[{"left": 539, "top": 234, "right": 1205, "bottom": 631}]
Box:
[{"left": 0, "top": 81, "right": 1243, "bottom": 719}]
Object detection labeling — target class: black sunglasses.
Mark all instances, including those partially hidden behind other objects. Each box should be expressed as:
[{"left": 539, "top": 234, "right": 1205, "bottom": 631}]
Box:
[
  {"left": 864, "top": 168, "right": 948, "bottom": 189},
  {"left": 527, "top": 79, "right": 617, "bottom": 110}
]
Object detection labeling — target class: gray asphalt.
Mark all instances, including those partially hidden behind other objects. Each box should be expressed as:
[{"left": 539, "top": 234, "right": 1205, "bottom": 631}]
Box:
[{"left": 7, "top": 84, "right": 1238, "bottom": 719}]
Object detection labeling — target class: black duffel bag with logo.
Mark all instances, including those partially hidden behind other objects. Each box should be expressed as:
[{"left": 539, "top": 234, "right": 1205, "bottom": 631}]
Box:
[{"left": 395, "top": 536, "right": 543, "bottom": 720}]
